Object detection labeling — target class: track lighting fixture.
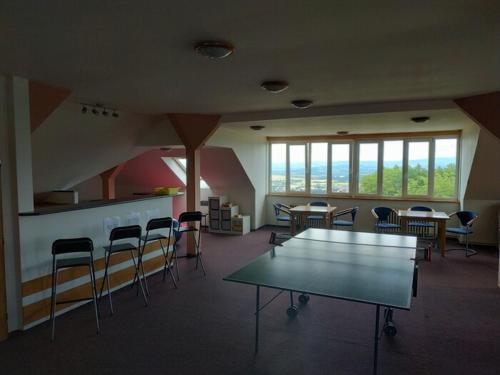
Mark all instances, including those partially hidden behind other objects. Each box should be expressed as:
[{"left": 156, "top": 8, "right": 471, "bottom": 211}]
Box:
[{"left": 79, "top": 103, "right": 119, "bottom": 118}]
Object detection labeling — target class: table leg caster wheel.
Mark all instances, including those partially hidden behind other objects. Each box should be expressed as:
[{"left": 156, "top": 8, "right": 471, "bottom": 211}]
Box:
[
  {"left": 286, "top": 305, "right": 298, "bottom": 318},
  {"left": 298, "top": 294, "right": 310, "bottom": 305},
  {"left": 383, "top": 322, "right": 397, "bottom": 337}
]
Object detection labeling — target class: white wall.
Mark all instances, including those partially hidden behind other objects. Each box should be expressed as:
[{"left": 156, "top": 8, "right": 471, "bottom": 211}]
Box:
[
  {"left": 208, "top": 127, "right": 267, "bottom": 228},
  {"left": 459, "top": 122, "right": 480, "bottom": 201},
  {"left": 31, "top": 101, "right": 156, "bottom": 193}
]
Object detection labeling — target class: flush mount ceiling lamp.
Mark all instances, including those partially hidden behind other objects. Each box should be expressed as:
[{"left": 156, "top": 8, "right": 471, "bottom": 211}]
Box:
[
  {"left": 194, "top": 41, "right": 235, "bottom": 59},
  {"left": 411, "top": 116, "right": 430, "bottom": 123},
  {"left": 260, "top": 81, "right": 289, "bottom": 93},
  {"left": 291, "top": 99, "right": 313, "bottom": 109},
  {"left": 249, "top": 125, "right": 265, "bottom": 131},
  {"left": 336, "top": 131, "right": 349, "bottom": 135}
]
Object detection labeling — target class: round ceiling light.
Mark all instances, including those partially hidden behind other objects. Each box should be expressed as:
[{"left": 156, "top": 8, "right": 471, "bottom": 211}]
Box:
[
  {"left": 194, "top": 41, "right": 235, "bottom": 59},
  {"left": 411, "top": 116, "right": 430, "bottom": 123},
  {"left": 336, "top": 131, "right": 349, "bottom": 135},
  {"left": 291, "top": 100, "right": 313, "bottom": 109},
  {"left": 260, "top": 81, "right": 289, "bottom": 93},
  {"left": 249, "top": 125, "right": 265, "bottom": 131}
]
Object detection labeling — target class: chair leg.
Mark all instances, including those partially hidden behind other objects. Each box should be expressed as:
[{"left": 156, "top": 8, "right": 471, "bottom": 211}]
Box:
[
  {"left": 50, "top": 263, "right": 58, "bottom": 342},
  {"left": 130, "top": 250, "right": 148, "bottom": 306},
  {"left": 99, "top": 251, "right": 114, "bottom": 315},
  {"left": 89, "top": 263, "right": 100, "bottom": 334},
  {"left": 195, "top": 232, "right": 206, "bottom": 276}
]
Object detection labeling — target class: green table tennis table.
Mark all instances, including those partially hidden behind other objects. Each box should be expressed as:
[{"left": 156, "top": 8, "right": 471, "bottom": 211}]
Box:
[{"left": 224, "top": 228, "right": 418, "bottom": 375}]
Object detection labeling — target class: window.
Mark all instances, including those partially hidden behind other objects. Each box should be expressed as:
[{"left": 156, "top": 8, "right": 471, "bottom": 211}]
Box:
[
  {"left": 331, "top": 144, "right": 350, "bottom": 193},
  {"left": 434, "top": 138, "right": 457, "bottom": 198},
  {"left": 269, "top": 132, "right": 459, "bottom": 200},
  {"left": 407, "top": 141, "right": 429, "bottom": 196},
  {"left": 289, "top": 144, "right": 306, "bottom": 192},
  {"left": 358, "top": 143, "right": 378, "bottom": 194},
  {"left": 174, "top": 158, "right": 210, "bottom": 189},
  {"left": 310, "top": 143, "right": 328, "bottom": 194},
  {"left": 270, "top": 144, "right": 286, "bottom": 193},
  {"left": 382, "top": 140, "right": 403, "bottom": 196}
]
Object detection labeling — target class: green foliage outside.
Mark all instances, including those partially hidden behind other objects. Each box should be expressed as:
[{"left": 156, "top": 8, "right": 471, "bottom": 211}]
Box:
[{"left": 359, "top": 163, "right": 456, "bottom": 197}]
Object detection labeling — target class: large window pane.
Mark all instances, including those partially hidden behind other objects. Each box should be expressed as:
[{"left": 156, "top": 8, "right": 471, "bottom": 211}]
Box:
[
  {"left": 270, "top": 144, "right": 286, "bottom": 193},
  {"left": 331, "top": 144, "right": 350, "bottom": 193},
  {"left": 407, "top": 141, "right": 429, "bottom": 195},
  {"left": 310, "top": 143, "right": 328, "bottom": 194},
  {"left": 358, "top": 143, "right": 378, "bottom": 194},
  {"left": 289, "top": 145, "right": 306, "bottom": 192},
  {"left": 382, "top": 140, "right": 403, "bottom": 196},
  {"left": 434, "top": 138, "right": 457, "bottom": 198}
]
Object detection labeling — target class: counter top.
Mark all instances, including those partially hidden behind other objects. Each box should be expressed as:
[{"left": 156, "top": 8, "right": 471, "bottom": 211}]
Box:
[{"left": 19, "top": 193, "right": 183, "bottom": 216}]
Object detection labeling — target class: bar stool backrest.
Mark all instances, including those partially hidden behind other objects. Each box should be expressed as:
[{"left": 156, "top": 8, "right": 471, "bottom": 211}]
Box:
[
  {"left": 110, "top": 225, "right": 142, "bottom": 241},
  {"left": 52, "top": 237, "right": 94, "bottom": 255},
  {"left": 179, "top": 211, "right": 202, "bottom": 224},
  {"left": 146, "top": 217, "right": 173, "bottom": 231}
]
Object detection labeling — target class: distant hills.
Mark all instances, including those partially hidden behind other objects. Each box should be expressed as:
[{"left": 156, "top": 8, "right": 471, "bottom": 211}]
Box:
[{"left": 272, "top": 157, "right": 456, "bottom": 183}]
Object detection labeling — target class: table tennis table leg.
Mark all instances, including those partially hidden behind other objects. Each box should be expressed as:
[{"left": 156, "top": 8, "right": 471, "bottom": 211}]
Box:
[
  {"left": 373, "top": 304, "right": 380, "bottom": 375},
  {"left": 255, "top": 285, "right": 260, "bottom": 354}
]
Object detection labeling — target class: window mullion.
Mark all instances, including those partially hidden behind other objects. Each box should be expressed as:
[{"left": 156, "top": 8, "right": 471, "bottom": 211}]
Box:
[
  {"left": 353, "top": 142, "right": 359, "bottom": 194},
  {"left": 402, "top": 140, "right": 409, "bottom": 197},
  {"left": 377, "top": 140, "right": 383, "bottom": 195},
  {"left": 327, "top": 142, "right": 332, "bottom": 194},
  {"left": 286, "top": 144, "right": 290, "bottom": 193},
  {"left": 305, "top": 143, "right": 311, "bottom": 194},
  {"left": 428, "top": 138, "right": 435, "bottom": 197}
]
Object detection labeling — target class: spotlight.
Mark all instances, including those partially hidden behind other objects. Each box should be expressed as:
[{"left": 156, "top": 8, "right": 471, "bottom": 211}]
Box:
[
  {"left": 92, "top": 108, "right": 99, "bottom": 115},
  {"left": 81, "top": 105, "right": 88, "bottom": 114},
  {"left": 102, "top": 109, "right": 109, "bottom": 116},
  {"left": 112, "top": 111, "right": 119, "bottom": 118}
]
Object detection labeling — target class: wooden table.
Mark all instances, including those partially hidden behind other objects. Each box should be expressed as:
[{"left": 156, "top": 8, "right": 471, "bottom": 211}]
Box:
[
  {"left": 398, "top": 210, "right": 450, "bottom": 257},
  {"left": 289, "top": 205, "right": 337, "bottom": 235}
]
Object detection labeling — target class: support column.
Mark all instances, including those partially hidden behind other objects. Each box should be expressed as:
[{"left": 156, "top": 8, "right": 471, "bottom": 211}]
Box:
[
  {"left": 0, "top": 76, "right": 35, "bottom": 333},
  {"left": 100, "top": 164, "right": 126, "bottom": 200},
  {"left": 168, "top": 114, "right": 220, "bottom": 255}
]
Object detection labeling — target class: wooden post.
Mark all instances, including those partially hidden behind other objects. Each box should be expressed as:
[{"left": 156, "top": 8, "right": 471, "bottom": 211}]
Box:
[
  {"left": 100, "top": 164, "right": 126, "bottom": 200},
  {"left": 0, "top": 164, "right": 8, "bottom": 341},
  {"left": 168, "top": 114, "right": 220, "bottom": 256}
]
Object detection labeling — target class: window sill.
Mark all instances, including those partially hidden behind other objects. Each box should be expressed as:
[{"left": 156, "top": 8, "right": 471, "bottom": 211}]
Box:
[{"left": 267, "top": 193, "right": 459, "bottom": 204}]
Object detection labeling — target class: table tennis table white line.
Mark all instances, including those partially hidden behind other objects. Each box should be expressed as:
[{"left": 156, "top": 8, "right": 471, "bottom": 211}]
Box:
[{"left": 288, "top": 235, "right": 418, "bottom": 252}]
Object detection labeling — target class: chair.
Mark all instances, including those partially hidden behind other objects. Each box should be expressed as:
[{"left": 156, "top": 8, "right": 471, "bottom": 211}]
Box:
[
  {"left": 331, "top": 207, "right": 358, "bottom": 230},
  {"left": 270, "top": 203, "right": 292, "bottom": 244},
  {"left": 50, "top": 237, "right": 99, "bottom": 341},
  {"left": 306, "top": 201, "right": 329, "bottom": 228},
  {"left": 99, "top": 225, "right": 148, "bottom": 314},
  {"left": 176, "top": 211, "right": 205, "bottom": 276},
  {"left": 140, "top": 217, "right": 178, "bottom": 289},
  {"left": 371, "top": 207, "right": 400, "bottom": 233},
  {"left": 446, "top": 211, "right": 478, "bottom": 257},
  {"left": 408, "top": 206, "right": 435, "bottom": 261}
]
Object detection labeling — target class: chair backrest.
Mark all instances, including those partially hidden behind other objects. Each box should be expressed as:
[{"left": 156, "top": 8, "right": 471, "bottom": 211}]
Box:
[
  {"left": 52, "top": 237, "right": 93, "bottom": 255},
  {"left": 273, "top": 203, "right": 290, "bottom": 217},
  {"left": 409, "top": 206, "right": 433, "bottom": 212},
  {"left": 350, "top": 207, "right": 359, "bottom": 221},
  {"left": 372, "top": 206, "right": 394, "bottom": 222},
  {"left": 456, "top": 211, "right": 478, "bottom": 227},
  {"left": 109, "top": 225, "right": 142, "bottom": 241},
  {"left": 146, "top": 217, "right": 173, "bottom": 231},
  {"left": 309, "top": 201, "right": 328, "bottom": 207},
  {"left": 178, "top": 211, "right": 202, "bottom": 224}
]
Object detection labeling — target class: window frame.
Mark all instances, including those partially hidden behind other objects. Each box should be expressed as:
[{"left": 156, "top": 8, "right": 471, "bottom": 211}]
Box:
[{"left": 268, "top": 132, "right": 460, "bottom": 202}]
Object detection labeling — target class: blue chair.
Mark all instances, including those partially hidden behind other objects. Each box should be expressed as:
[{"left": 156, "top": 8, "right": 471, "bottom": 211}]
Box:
[
  {"left": 408, "top": 206, "right": 435, "bottom": 236},
  {"left": 306, "top": 201, "right": 329, "bottom": 228},
  {"left": 407, "top": 206, "right": 435, "bottom": 261},
  {"left": 270, "top": 203, "right": 292, "bottom": 244},
  {"left": 371, "top": 207, "right": 400, "bottom": 233},
  {"left": 331, "top": 207, "right": 358, "bottom": 230},
  {"left": 446, "top": 211, "right": 478, "bottom": 257}
]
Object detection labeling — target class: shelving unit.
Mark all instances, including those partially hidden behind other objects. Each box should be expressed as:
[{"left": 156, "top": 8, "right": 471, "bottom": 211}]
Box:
[{"left": 208, "top": 196, "right": 250, "bottom": 235}]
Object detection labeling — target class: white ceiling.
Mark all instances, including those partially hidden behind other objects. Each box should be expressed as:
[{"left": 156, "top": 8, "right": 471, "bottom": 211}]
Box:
[{"left": 1, "top": 1, "right": 498, "bottom": 117}]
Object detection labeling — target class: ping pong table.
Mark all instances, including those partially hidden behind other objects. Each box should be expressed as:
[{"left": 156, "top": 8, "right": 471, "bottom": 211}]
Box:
[{"left": 223, "top": 228, "right": 418, "bottom": 375}]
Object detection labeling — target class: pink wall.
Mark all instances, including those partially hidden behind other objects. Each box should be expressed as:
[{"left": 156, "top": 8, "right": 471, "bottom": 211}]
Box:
[{"left": 116, "top": 149, "right": 186, "bottom": 218}]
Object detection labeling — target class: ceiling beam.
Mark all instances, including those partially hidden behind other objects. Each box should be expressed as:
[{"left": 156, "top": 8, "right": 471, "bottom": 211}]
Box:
[
  {"left": 455, "top": 92, "right": 500, "bottom": 140},
  {"left": 29, "top": 81, "right": 71, "bottom": 132}
]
